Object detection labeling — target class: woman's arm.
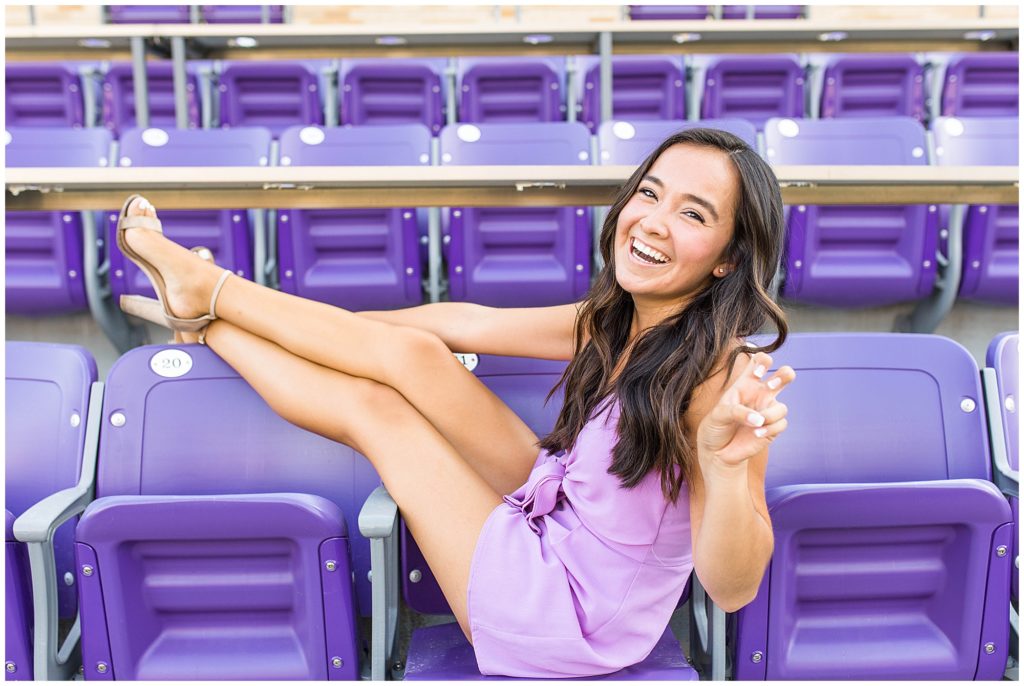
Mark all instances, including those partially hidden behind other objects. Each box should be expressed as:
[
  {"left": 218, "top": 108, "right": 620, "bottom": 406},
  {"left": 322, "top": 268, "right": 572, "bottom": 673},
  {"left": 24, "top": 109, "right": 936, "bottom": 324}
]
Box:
[
  {"left": 687, "top": 349, "right": 795, "bottom": 612},
  {"left": 356, "top": 301, "right": 582, "bottom": 360}
]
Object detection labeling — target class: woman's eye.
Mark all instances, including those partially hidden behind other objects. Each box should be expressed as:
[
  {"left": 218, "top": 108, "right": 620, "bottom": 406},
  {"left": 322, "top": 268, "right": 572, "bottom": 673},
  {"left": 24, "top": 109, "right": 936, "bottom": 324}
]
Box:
[
  {"left": 684, "top": 210, "right": 706, "bottom": 224},
  {"left": 639, "top": 187, "right": 657, "bottom": 199}
]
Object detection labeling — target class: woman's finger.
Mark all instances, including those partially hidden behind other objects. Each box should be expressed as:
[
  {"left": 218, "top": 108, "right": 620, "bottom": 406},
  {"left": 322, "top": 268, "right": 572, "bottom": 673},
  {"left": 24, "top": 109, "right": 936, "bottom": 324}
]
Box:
[{"left": 753, "top": 417, "right": 788, "bottom": 440}]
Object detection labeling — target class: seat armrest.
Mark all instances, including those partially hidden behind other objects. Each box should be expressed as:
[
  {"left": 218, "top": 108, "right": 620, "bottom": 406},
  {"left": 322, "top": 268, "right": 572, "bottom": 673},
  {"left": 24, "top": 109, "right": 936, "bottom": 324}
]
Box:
[
  {"left": 982, "top": 367, "right": 1019, "bottom": 499},
  {"left": 13, "top": 382, "right": 103, "bottom": 681},
  {"left": 358, "top": 485, "right": 400, "bottom": 680}
]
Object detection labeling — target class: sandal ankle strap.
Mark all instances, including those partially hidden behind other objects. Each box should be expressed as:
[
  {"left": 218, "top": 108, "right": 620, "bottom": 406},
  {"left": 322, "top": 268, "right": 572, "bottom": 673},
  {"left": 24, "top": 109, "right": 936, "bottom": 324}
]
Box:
[{"left": 209, "top": 269, "right": 232, "bottom": 320}]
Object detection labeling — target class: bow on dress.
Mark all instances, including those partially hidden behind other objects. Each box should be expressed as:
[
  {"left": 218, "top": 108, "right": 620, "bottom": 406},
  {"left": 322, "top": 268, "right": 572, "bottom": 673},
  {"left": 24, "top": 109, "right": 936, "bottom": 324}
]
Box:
[{"left": 503, "top": 453, "right": 568, "bottom": 535}]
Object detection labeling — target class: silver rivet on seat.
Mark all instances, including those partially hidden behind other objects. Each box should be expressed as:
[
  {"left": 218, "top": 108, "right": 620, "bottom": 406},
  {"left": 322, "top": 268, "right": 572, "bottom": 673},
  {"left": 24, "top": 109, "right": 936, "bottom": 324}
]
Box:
[
  {"left": 1005, "top": 395, "right": 1016, "bottom": 413},
  {"left": 82, "top": 565, "right": 94, "bottom": 576},
  {"left": 409, "top": 569, "right": 422, "bottom": 583},
  {"left": 70, "top": 412, "right": 81, "bottom": 428},
  {"left": 325, "top": 560, "right": 337, "bottom": 572},
  {"left": 997, "top": 546, "right": 1008, "bottom": 557},
  {"left": 751, "top": 651, "right": 763, "bottom": 663},
  {"left": 64, "top": 572, "right": 75, "bottom": 586},
  {"left": 331, "top": 657, "right": 344, "bottom": 669},
  {"left": 576, "top": 264, "right": 584, "bottom": 272},
  {"left": 960, "top": 398, "right": 976, "bottom": 413},
  {"left": 454, "top": 266, "right": 463, "bottom": 273},
  {"left": 110, "top": 412, "right": 126, "bottom": 427},
  {"left": 985, "top": 642, "right": 996, "bottom": 654},
  {"left": 96, "top": 662, "right": 108, "bottom": 674},
  {"left": 6, "top": 662, "right": 16, "bottom": 673},
  {"left": 367, "top": 570, "right": 373, "bottom": 582}
]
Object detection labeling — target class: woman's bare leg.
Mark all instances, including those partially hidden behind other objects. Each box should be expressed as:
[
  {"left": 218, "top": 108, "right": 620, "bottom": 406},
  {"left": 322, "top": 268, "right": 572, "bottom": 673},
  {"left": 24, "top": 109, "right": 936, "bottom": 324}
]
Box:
[
  {"left": 123, "top": 198, "right": 540, "bottom": 495},
  {"left": 188, "top": 319, "right": 501, "bottom": 640}
]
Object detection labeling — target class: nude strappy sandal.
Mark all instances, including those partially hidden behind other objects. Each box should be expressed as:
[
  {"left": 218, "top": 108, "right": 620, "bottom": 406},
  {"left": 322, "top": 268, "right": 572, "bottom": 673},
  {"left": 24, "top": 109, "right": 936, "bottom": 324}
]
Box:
[{"left": 116, "top": 194, "right": 231, "bottom": 345}]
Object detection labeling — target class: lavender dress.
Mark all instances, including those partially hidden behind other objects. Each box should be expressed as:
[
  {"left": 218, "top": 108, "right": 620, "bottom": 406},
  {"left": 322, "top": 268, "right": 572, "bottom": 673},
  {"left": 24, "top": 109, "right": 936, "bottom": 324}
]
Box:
[{"left": 467, "top": 396, "right": 694, "bottom": 678}]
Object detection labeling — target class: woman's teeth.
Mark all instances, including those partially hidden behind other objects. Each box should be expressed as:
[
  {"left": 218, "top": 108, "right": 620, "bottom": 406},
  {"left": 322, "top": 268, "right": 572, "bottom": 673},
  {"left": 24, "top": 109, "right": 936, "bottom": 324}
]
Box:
[{"left": 631, "top": 238, "right": 670, "bottom": 264}]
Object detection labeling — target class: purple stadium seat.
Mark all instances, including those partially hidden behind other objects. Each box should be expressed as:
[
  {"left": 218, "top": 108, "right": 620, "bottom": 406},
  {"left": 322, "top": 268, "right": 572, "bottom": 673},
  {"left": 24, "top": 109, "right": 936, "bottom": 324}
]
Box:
[
  {"left": 101, "top": 62, "right": 201, "bottom": 135},
  {"left": 339, "top": 58, "right": 445, "bottom": 133},
  {"left": 458, "top": 57, "right": 565, "bottom": 123},
  {"left": 75, "top": 344, "right": 372, "bottom": 680},
  {"left": 5, "top": 127, "right": 113, "bottom": 315},
  {"left": 941, "top": 53, "right": 1019, "bottom": 117},
  {"left": 106, "top": 5, "right": 191, "bottom": 23},
  {"left": 277, "top": 124, "right": 431, "bottom": 310},
  {"left": 729, "top": 333, "right": 1013, "bottom": 680},
  {"left": 439, "top": 122, "right": 592, "bottom": 306},
  {"left": 393, "top": 355, "right": 697, "bottom": 680},
  {"left": 699, "top": 55, "right": 805, "bottom": 128},
  {"left": 764, "top": 116, "right": 938, "bottom": 307},
  {"left": 5, "top": 63, "right": 85, "bottom": 128},
  {"left": 217, "top": 61, "right": 323, "bottom": 137},
  {"left": 987, "top": 332, "right": 1018, "bottom": 602},
  {"left": 932, "top": 116, "right": 1018, "bottom": 304},
  {"left": 201, "top": 5, "right": 284, "bottom": 22},
  {"left": 6, "top": 342, "right": 99, "bottom": 681},
  {"left": 576, "top": 56, "right": 685, "bottom": 132},
  {"left": 721, "top": 5, "right": 805, "bottom": 18},
  {"left": 627, "top": 5, "right": 710, "bottom": 19},
  {"left": 598, "top": 118, "right": 758, "bottom": 164},
  {"left": 108, "top": 127, "right": 271, "bottom": 304},
  {"left": 819, "top": 54, "right": 925, "bottom": 120}
]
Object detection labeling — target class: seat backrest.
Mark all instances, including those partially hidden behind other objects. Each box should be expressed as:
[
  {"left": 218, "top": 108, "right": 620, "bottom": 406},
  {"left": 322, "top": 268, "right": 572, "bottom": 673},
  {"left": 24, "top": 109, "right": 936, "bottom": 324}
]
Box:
[
  {"left": 764, "top": 115, "right": 928, "bottom": 164},
  {"left": 820, "top": 53, "right": 925, "bottom": 120},
  {"left": 5, "top": 126, "right": 112, "bottom": 167},
  {"left": 440, "top": 121, "right": 590, "bottom": 165},
  {"left": 700, "top": 55, "right": 805, "bottom": 128},
  {"left": 101, "top": 62, "right": 201, "bottom": 135},
  {"left": 941, "top": 52, "right": 1019, "bottom": 117},
  {"left": 628, "top": 5, "right": 710, "bottom": 19},
  {"left": 218, "top": 61, "right": 323, "bottom": 136},
  {"left": 931, "top": 116, "right": 1019, "bottom": 166},
  {"left": 748, "top": 332, "right": 991, "bottom": 487},
  {"left": 721, "top": 4, "right": 804, "bottom": 18},
  {"left": 576, "top": 56, "right": 685, "bottom": 131},
  {"left": 340, "top": 58, "right": 446, "bottom": 133},
  {"left": 5, "top": 63, "right": 85, "bottom": 128},
  {"left": 110, "top": 127, "right": 271, "bottom": 300},
  {"left": 201, "top": 4, "right": 284, "bottom": 22},
  {"left": 597, "top": 118, "right": 758, "bottom": 164},
  {"left": 403, "top": 355, "right": 568, "bottom": 614},
  {"left": 96, "top": 344, "right": 381, "bottom": 616},
  {"left": 458, "top": 57, "right": 565, "bottom": 123},
  {"left": 987, "top": 332, "right": 1019, "bottom": 472},
  {"left": 276, "top": 124, "right": 430, "bottom": 310},
  {"left": 107, "top": 5, "right": 191, "bottom": 22},
  {"left": 6, "top": 341, "right": 97, "bottom": 618}
]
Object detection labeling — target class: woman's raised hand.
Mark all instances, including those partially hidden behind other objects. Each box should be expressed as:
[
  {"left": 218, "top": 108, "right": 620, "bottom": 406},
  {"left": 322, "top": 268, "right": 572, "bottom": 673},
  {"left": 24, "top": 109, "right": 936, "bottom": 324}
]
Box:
[{"left": 696, "top": 351, "right": 796, "bottom": 471}]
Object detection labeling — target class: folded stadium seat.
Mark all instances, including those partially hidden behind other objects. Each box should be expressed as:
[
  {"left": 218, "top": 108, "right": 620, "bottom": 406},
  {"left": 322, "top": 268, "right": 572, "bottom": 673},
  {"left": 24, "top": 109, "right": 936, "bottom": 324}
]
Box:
[
  {"left": 339, "top": 58, "right": 446, "bottom": 134},
  {"left": 818, "top": 53, "right": 925, "bottom": 120},
  {"left": 277, "top": 124, "right": 430, "bottom": 310},
  {"left": 721, "top": 5, "right": 805, "bottom": 18},
  {"left": 597, "top": 118, "right": 758, "bottom": 164},
  {"left": 201, "top": 5, "right": 284, "bottom": 22},
  {"left": 627, "top": 5, "right": 710, "bottom": 19},
  {"left": 457, "top": 57, "right": 565, "bottom": 123},
  {"left": 764, "top": 116, "right": 938, "bottom": 307},
  {"left": 931, "top": 116, "right": 1018, "bottom": 304},
  {"left": 986, "top": 332, "right": 1019, "bottom": 606},
  {"left": 108, "top": 126, "right": 271, "bottom": 304},
  {"left": 6, "top": 342, "right": 100, "bottom": 681},
  {"left": 941, "top": 52, "right": 1019, "bottom": 117},
  {"left": 5, "top": 63, "right": 85, "bottom": 127},
  {"left": 574, "top": 56, "right": 686, "bottom": 132},
  {"left": 440, "top": 122, "right": 592, "bottom": 306},
  {"left": 74, "top": 344, "right": 374, "bottom": 680},
  {"left": 5, "top": 127, "right": 113, "bottom": 315},
  {"left": 106, "top": 5, "right": 191, "bottom": 23},
  {"left": 357, "top": 354, "right": 697, "bottom": 680},
  {"left": 217, "top": 61, "right": 324, "bottom": 137},
  {"left": 698, "top": 55, "right": 805, "bottom": 130},
  {"left": 101, "top": 62, "right": 201, "bottom": 136},
  {"left": 721, "top": 332, "right": 1013, "bottom": 680}
]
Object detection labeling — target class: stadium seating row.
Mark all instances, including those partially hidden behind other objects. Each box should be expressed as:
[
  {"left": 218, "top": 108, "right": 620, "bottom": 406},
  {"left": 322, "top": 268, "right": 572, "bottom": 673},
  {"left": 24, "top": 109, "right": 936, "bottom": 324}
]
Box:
[
  {"left": 6, "top": 331, "right": 1018, "bottom": 679},
  {"left": 5, "top": 116, "right": 1018, "bottom": 322},
  {"left": 6, "top": 52, "right": 1019, "bottom": 137}
]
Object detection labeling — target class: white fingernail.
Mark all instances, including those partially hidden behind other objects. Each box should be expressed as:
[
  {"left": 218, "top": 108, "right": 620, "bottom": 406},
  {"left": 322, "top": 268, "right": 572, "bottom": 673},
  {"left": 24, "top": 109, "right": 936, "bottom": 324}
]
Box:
[
  {"left": 754, "top": 365, "right": 766, "bottom": 378},
  {"left": 747, "top": 411, "right": 765, "bottom": 427},
  {"left": 767, "top": 377, "right": 781, "bottom": 390},
  {"left": 754, "top": 427, "right": 768, "bottom": 438}
]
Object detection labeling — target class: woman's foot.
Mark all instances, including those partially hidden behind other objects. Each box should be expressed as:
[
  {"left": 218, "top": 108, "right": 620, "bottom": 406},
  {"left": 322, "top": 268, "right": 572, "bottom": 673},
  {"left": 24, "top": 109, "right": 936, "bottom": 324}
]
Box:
[{"left": 121, "top": 196, "right": 224, "bottom": 323}]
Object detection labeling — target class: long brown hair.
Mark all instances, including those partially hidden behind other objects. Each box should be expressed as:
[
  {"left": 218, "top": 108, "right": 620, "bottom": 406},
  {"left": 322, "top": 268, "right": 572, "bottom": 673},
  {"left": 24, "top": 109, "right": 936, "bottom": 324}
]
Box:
[{"left": 539, "top": 128, "right": 788, "bottom": 503}]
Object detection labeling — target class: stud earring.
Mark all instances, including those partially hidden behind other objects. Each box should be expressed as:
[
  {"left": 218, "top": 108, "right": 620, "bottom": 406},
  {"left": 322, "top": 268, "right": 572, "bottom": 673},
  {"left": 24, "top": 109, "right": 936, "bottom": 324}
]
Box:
[{"left": 717, "top": 267, "right": 725, "bottom": 274}]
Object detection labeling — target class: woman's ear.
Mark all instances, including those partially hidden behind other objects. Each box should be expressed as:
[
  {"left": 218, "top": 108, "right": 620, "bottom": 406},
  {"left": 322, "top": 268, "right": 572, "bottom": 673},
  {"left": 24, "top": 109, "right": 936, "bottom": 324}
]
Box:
[{"left": 712, "top": 264, "right": 735, "bottom": 278}]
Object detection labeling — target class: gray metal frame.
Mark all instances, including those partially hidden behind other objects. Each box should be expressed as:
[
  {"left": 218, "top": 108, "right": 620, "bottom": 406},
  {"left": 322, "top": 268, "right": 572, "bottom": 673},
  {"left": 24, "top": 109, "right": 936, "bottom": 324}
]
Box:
[
  {"left": 895, "top": 204, "right": 963, "bottom": 333},
  {"left": 689, "top": 574, "right": 728, "bottom": 680},
  {"left": 358, "top": 486, "right": 401, "bottom": 681},
  {"left": 12, "top": 382, "right": 104, "bottom": 681},
  {"left": 428, "top": 137, "right": 443, "bottom": 303}
]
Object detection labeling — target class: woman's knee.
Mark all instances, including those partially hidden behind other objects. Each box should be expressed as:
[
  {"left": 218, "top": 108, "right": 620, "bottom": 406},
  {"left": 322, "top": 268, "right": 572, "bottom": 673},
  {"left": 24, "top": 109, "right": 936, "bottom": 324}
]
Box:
[
  {"left": 340, "top": 377, "right": 412, "bottom": 453},
  {"left": 384, "top": 327, "right": 452, "bottom": 384}
]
